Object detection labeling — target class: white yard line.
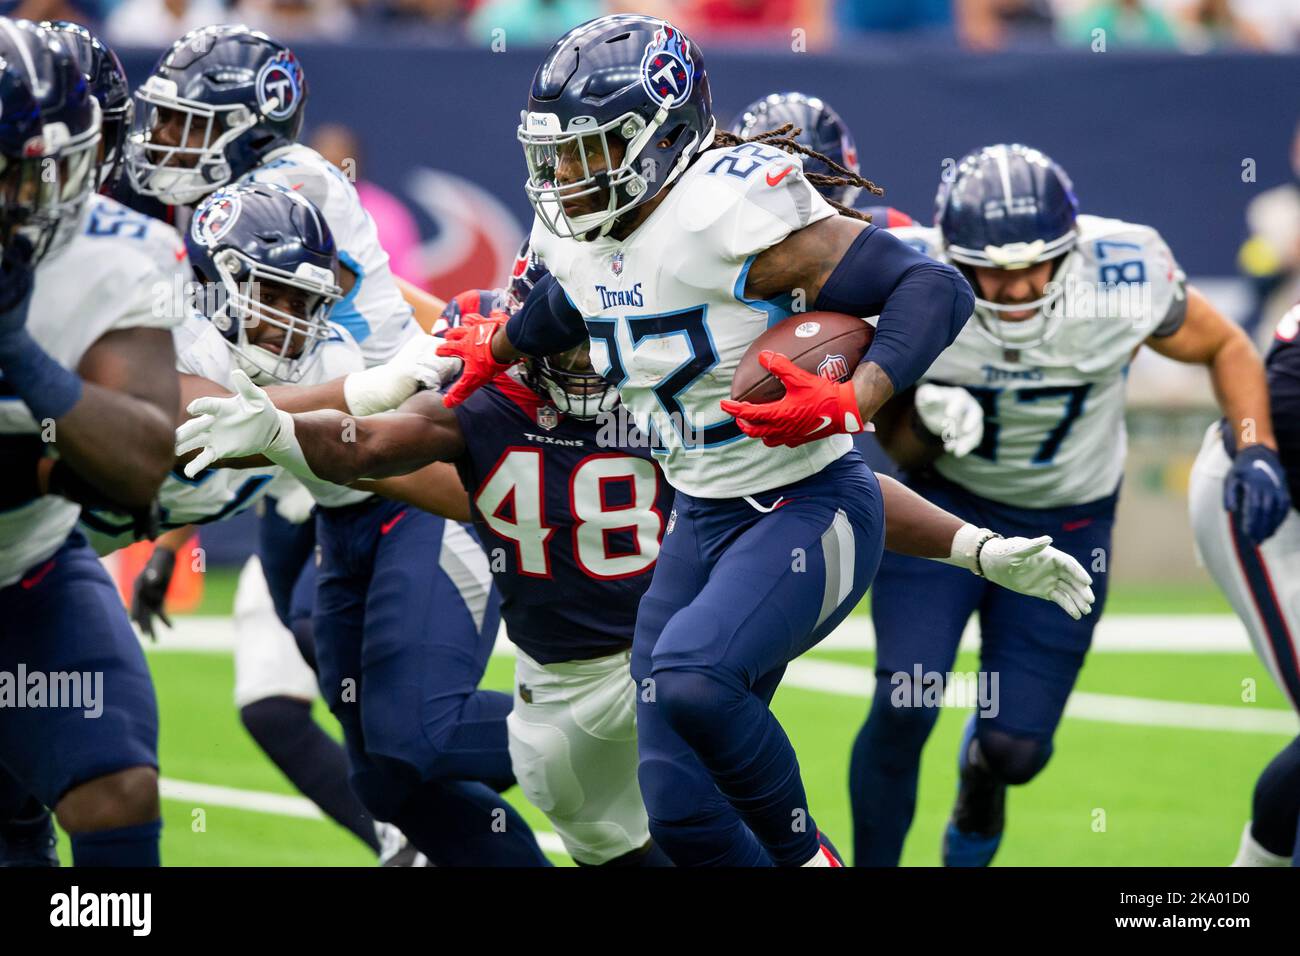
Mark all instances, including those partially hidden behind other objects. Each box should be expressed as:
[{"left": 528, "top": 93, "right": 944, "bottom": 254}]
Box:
[
  {"left": 158, "top": 777, "right": 569, "bottom": 857},
  {"left": 147, "top": 613, "right": 1255, "bottom": 655}
]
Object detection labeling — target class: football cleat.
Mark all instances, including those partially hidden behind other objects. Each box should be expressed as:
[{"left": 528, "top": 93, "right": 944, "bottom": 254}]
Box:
[{"left": 942, "top": 714, "right": 1006, "bottom": 867}]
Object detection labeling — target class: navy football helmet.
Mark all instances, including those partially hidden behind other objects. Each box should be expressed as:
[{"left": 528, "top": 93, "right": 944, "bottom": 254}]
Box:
[
  {"left": 186, "top": 181, "right": 341, "bottom": 384},
  {"left": 127, "top": 25, "right": 307, "bottom": 207},
  {"left": 937, "top": 143, "right": 1079, "bottom": 350},
  {"left": 41, "top": 21, "right": 131, "bottom": 191},
  {"left": 0, "top": 19, "right": 100, "bottom": 261},
  {"left": 503, "top": 236, "right": 547, "bottom": 313},
  {"left": 731, "top": 92, "right": 860, "bottom": 207},
  {"left": 518, "top": 14, "right": 715, "bottom": 240}
]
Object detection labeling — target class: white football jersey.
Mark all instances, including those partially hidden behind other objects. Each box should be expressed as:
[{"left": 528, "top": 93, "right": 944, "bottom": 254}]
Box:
[
  {"left": 0, "top": 195, "right": 189, "bottom": 586},
  {"left": 894, "top": 214, "right": 1187, "bottom": 508},
  {"left": 80, "top": 313, "right": 369, "bottom": 554},
  {"left": 531, "top": 143, "right": 850, "bottom": 499},
  {"left": 242, "top": 143, "right": 418, "bottom": 367}
]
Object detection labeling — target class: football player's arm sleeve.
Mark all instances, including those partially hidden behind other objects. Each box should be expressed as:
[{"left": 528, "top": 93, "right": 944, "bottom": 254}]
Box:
[
  {"left": 504, "top": 273, "right": 588, "bottom": 356},
  {"left": 814, "top": 227, "right": 975, "bottom": 392}
]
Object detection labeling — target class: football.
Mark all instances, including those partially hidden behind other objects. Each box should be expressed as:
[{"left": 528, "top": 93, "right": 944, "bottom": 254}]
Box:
[{"left": 729, "top": 312, "right": 874, "bottom": 404}]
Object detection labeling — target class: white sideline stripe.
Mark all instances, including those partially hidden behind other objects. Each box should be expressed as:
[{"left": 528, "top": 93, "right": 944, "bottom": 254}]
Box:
[
  {"left": 779, "top": 659, "right": 1300, "bottom": 736},
  {"left": 144, "top": 614, "right": 1255, "bottom": 655},
  {"left": 158, "top": 778, "right": 569, "bottom": 856}
]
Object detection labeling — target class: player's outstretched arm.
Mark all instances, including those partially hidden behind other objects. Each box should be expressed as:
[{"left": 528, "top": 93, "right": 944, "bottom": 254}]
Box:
[
  {"left": 744, "top": 215, "right": 975, "bottom": 425},
  {"left": 176, "top": 371, "right": 465, "bottom": 485},
  {"left": 352, "top": 462, "right": 472, "bottom": 523},
  {"left": 1146, "top": 286, "right": 1289, "bottom": 543},
  {"left": 878, "top": 474, "right": 1096, "bottom": 619}
]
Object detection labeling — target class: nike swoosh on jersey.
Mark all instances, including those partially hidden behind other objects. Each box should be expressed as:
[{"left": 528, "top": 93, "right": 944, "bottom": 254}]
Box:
[
  {"left": 380, "top": 510, "right": 408, "bottom": 535},
  {"left": 766, "top": 166, "right": 796, "bottom": 187}
]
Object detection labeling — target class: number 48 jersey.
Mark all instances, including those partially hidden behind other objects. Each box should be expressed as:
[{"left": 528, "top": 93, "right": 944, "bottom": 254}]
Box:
[
  {"left": 894, "top": 214, "right": 1187, "bottom": 508},
  {"left": 450, "top": 372, "right": 673, "bottom": 665}
]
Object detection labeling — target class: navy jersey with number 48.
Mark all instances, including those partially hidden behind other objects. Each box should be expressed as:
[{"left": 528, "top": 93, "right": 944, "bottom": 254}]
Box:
[{"left": 451, "top": 372, "right": 673, "bottom": 665}]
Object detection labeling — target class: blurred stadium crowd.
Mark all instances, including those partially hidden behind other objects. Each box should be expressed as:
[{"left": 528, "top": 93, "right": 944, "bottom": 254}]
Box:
[{"left": 0, "top": 0, "right": 1294, "bottom": 52}]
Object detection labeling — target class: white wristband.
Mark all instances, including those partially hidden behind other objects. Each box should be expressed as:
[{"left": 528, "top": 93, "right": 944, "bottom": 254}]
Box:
[{"left": 938, "top": 523, "right": 996, "bottom": 574}]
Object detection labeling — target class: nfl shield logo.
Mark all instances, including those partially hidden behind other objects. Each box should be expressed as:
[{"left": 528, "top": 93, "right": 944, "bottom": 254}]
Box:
[
  {"left": 611, "top": 252, "right": 624, "bottom": 276},
  {"left": 537, "top": 406, "right": 558, "bottom": 430},
  {"left": 817, "top": 354, "right": 850, "bottom": 382}
]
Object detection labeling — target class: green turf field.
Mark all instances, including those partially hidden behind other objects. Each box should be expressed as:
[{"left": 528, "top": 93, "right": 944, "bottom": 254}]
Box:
[{"left": 75, "top": 570, "right": 1293, "bottom": 867}]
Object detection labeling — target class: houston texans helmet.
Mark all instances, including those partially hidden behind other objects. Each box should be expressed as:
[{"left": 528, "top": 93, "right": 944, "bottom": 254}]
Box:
[
  {"left": 937, "top": 143, "right": 1080, "bottom": 350},
  {"left": 503, "top": 236, "right": 548, "bottom": 313},
  {"left": 41, "top": 21, "right": 131, "bottom": 191},
  {"left": 519, "top": 14, "right": 715, "bottom": 241},
  {"left": 127, "top": 24, "right": 307, "bottom": 207},
  {"left": 731, "top": 92, "right": 860, "bottom": 207},
  {"left": 186, "top": 181, "right": 341, "bottom": 385},
  {"left": 0, "top": 18, "right": 100, "bottom": 262}
]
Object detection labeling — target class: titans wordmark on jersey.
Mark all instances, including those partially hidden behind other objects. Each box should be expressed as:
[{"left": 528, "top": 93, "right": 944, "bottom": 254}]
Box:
[
  {"left": 80, "top": 313, "right": 368, "bottom": 554},
  {"left": 893, "top": 214, "right": 1187, "bottom": 508},
  {"left": 531, "top": 144, "right": 850, "bottom": 499},
  {"left": 243, "top": 143, "right": 417, "bottom": 367},
  {"left": 0, "top": 195, "right": 190, "bottom": 586},
  {"left": 451, "top": 371, "right": 672, "bottom": 665}
]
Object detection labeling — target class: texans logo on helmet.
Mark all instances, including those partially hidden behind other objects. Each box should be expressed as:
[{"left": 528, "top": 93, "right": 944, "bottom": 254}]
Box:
[
  {"left": 639, "top": 23, "right": 693, "bottom": 109},
  {"left": 256, "top": 51, "right": 303, "bottom": 121},
  {"left": 192, "top": 192, "right": 241, "bottom": 246}
]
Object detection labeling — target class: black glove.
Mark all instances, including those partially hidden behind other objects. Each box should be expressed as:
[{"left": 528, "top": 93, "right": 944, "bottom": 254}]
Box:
[{"left": 131, "top": 546, "right": 177, "bottom": 641}]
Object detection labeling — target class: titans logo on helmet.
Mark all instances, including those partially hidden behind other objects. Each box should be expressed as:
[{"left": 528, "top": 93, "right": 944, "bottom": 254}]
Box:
[
  {"left": 191, "top": 192, "right": 242, "bottom": 246},
  {"left": 256, "top": 51, "right": 303, "bottom": 121},
  {"left": 639, "top": 23, "right": 693, "bottom": 109}
]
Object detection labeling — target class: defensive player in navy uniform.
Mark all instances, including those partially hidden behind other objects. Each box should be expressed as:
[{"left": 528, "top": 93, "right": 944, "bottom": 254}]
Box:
[
  {"left": 174, "top": 250, "right": 1096, "bottom": 870},
  {"left": 1189, "top": 298, "right": 1300, "bottom": 866},
  {"left": 855, "top": 143, "right": 1287, "bottom": 866},
  {"left": 0, "top": 19, "right": 187, "bottom": 866}
]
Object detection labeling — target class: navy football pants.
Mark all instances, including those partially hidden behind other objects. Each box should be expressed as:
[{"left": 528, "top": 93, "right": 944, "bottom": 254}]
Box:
[
  {"left": 634, "top": 450, "right": 884, "bottom": 866},
  {"left": 852, "top": 476, "right": 1115, "bottom": 865},
  {"left": 0, "top": 533, "right": 158, "bottom": 808},
  {"left": 313, "top": 496, "right": 547, "bottom": 865}
]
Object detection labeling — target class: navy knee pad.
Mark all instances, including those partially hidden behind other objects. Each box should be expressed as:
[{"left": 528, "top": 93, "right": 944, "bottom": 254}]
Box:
[
  {"left": 863, "top": 674, "right": 945, "bottom": 763},
  {"left": 650, "top": 666, "right": 747, "bottom": 747},
  {"left": 974, "top": 726, "right": 1053, "bottom": 785}
]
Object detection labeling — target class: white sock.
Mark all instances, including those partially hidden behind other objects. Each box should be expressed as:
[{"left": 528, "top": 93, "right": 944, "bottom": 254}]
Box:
[
  {"left": 802, "top": 845, "right": 832, "bottom": 867},
  {"left": 1231, "top": 821, "right": 1290, "bottom": 867}
]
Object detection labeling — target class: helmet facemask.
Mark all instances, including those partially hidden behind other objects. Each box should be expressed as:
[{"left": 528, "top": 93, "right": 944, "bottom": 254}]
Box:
[
  {"left": 525, "top": 342, "right": 619, "bottom": 420},
  {"left": 42, "top": 101, "right": 103, "bottom": 257},
  {"left": 949, "top": 235, "right": 1076, "bottom": 353},
  {"left": 97, "top": 95, "right": 133, "bottom": 190},
  {"left": 519, "top": 107, "right": 707, "bottom": 241},
  {"left": 209, "top": 247, "right": 341, "bottom": 385},
  {"left": 126, "top": 76, "right": 260, "bottom": 206}
]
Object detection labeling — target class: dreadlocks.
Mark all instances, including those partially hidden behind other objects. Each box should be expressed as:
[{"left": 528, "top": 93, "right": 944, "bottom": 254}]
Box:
[{"left": 710, "top": 122, "right": 884, "bottom": 222}]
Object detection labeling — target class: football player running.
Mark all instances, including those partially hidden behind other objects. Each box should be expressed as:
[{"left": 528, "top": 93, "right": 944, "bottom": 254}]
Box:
[
  {"left": 1188, "top": 298, "right": 1300, "bottom": 867},
  {"left": 855, "top": 143, "right": 1286, "bottom": 866},
  {"left": 228, "top": 14, "right": 1079, "bottom": 868},
  {"left": 175, "top": 249, "right": 1097, "bottom": 868},
  {"left": 0, "top": 19, "right": 186, "bottom": 867}
]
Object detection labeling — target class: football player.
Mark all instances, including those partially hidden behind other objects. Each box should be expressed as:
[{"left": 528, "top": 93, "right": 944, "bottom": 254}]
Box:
[
  {"left": 731, "top": 91, "right": 915, "bottom": 228},
  {"left": 854, "top": 143, "right": 1287, "bottom": 866},
  {"left": 180, "top": 16, "right": 1090, "bottom": 868},
  {"left": 0, "top": 19, "right": 186, "bottom": 866},
  {"left": 1188, "top": 298, "right": 1300, "bottom": 866}
]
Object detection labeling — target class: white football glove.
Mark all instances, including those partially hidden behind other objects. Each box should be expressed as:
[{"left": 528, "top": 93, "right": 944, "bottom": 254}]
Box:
[
  {"left": 942, "top": 524, "right": 1096, "bottom": 620},
  {"left": 342, "top": 332, "right": 464, "bottom": 416},
  {"left": 175, "top": 370, "right": 316, "bottom": 480},
  {"left": 914, "top": 383, "right": 984, "bottom": 458}
]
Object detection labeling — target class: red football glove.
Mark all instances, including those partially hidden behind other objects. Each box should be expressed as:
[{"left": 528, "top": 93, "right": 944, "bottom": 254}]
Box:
[
  {"left": 719, "top": 351, "right": 866, "bottom": 448},
  {"left": 435, "top": 310, "right": 513, "bottom": 407}
]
